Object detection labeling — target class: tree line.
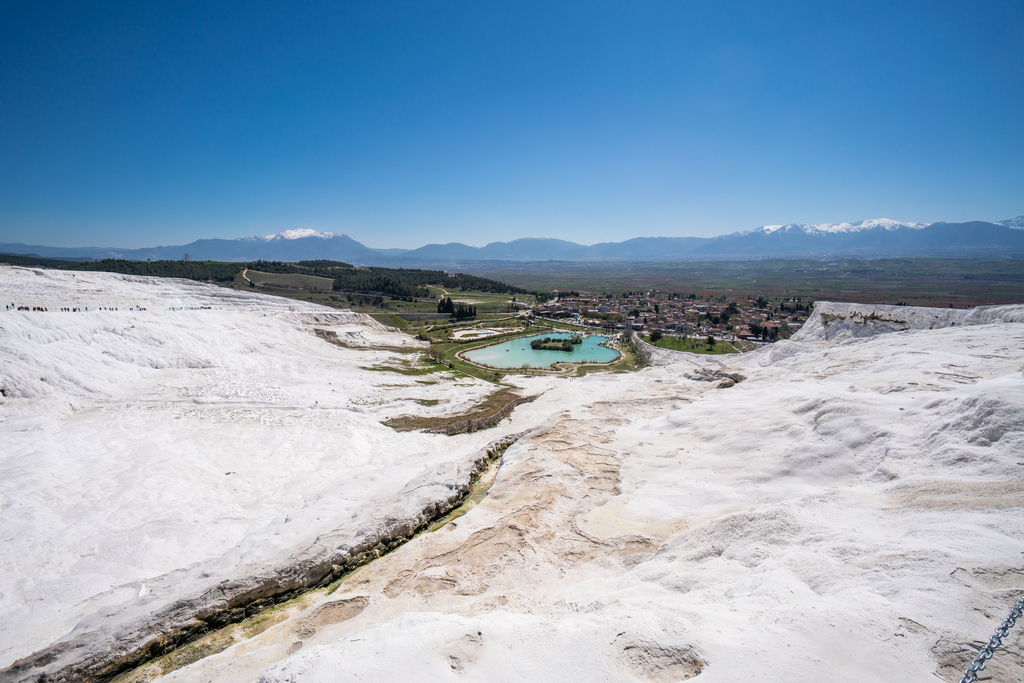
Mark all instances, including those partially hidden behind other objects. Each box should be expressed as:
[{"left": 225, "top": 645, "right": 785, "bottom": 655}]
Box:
[
  {"left": 329, "top": 268, "right": 526, "bottom": 299},
  {"left": 0, "top": 254, "right": 525, "bottom": 301},
  {"left": 0, "top": 256, "right": 246, "bottom": 281}
]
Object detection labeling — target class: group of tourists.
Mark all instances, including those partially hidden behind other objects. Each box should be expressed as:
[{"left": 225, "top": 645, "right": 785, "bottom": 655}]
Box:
[
  {"left": 7, "top": 304, "right": 79, "bottom": 311},
  {"left": 5, "top": 304, "right": 148, "bottom": 312}
]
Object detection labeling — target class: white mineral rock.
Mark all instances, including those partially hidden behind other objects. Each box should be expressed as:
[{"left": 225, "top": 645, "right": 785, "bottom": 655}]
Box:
[{"left": 2, "top": 266, "right": 1022, "bottom": 682}]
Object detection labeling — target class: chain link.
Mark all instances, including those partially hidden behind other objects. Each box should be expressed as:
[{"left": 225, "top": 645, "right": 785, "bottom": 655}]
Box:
[{"left": 959, "top": 591, "right": 1024, "bottom": 683}]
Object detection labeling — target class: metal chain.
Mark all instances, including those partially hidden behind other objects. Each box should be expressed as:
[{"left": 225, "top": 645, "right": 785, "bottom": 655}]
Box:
[{"left": 959, "top": 591, "right": 1024, "bottom": 683}]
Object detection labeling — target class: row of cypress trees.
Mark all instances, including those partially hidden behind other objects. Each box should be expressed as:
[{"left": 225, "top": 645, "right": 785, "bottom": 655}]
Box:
[{"left": 436, "top": 297, "right": 477, "bottom": 320}]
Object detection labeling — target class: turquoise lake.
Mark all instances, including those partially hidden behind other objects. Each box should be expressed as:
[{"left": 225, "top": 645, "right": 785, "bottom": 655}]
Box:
[{"left": 463, "top": 333, "right": 619, "bottom": 369}]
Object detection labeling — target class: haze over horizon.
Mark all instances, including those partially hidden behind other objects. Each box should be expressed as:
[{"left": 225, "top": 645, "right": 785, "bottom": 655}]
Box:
[
  {"left": 2, "top": 1, "right": 1022, "bottom": 250},
  {"left": 6, "top": 216, "right": 1024, "bottom": 255}
]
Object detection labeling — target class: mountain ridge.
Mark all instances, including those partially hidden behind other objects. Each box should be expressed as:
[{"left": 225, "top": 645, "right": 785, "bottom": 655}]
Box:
[{"left": 3, "top": 216, "right": 1022, "bottom": 265}]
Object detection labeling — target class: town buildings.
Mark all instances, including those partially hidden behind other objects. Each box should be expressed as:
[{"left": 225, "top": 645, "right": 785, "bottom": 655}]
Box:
[{"left": 530, "top": 291, "right": 813, "bottom": 342}]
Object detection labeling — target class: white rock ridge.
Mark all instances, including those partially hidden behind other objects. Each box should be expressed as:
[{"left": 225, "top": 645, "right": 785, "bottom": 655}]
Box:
[
  {"left": 0, "top": 266, "right": 512, "bottom": 679},
  {"left": 793, "top": 301, "right": 1023, "bottom": 342}
]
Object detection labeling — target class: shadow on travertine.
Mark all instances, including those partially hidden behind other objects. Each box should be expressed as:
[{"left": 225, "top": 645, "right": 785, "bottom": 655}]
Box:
[
  {"left": 615, "top": 636, "right": 703, "bottom": 681},
  {"left": 295, "top": 597, "right": 367, "bottom": 641}
]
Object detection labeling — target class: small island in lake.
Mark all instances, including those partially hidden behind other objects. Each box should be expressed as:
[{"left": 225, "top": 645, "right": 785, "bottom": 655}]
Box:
[{"left": 530, "top": 335, "right": 582, "bottom": 351}]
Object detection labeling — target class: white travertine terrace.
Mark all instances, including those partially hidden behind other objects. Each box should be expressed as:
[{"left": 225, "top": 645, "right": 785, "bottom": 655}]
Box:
[{"left": 1, "top": 265, "right": 1022, "bottom": 682}]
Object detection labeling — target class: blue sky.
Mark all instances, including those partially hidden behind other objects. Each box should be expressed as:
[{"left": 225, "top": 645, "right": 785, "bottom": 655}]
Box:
[{"left": 2, "top": 1, "right": 1022, "bottom": 249}]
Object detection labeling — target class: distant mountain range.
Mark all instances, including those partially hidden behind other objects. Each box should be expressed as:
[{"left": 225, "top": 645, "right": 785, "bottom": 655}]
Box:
[{"left": 3, "top": 218, "right": 1023, "bottom": 266}]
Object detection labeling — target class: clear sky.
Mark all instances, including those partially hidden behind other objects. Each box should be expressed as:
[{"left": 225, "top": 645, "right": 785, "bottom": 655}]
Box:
[{"left": 2, "top": 1, "right": 1022, "bottom": 249}]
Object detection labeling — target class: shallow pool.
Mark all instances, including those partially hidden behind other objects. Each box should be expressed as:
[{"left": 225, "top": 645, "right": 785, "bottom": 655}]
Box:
[{"left": 463, "top": 333, "right": 619, "bottom": 369}]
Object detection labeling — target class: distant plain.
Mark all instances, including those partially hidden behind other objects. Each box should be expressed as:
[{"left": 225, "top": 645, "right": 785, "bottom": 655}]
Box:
[{"left": 469, "top": 258, "right": 1024, "bottom": 307}]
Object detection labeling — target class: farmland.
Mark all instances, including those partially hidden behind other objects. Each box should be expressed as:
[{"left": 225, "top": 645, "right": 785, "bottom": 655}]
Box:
[{"left": 468, "top": 258, "right": 1024, "bottom": 307}]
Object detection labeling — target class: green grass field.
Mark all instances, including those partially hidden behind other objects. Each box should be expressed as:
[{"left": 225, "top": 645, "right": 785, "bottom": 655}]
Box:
[
  {"left": 240, "top": 270, "right": 336, "bottom": 290},
  {"left": 369, "top": 312, "right": 413, "bottom": 328},
  {"left": 643, "top": 334, "right": 739, "bottom": 355},
  {"left": 426, "top": 285, "right": 527, "bottom": 312},
  {"left": 224, "top": 272, "right": 522, "bottom": 319}
]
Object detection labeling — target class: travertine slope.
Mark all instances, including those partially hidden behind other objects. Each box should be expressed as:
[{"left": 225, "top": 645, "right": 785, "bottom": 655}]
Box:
[
  {"left": 2, "top": 266, "right": 1022, "bottom": 682},
  {"left": 181, "top": 304, "right": 1023, "bottom": 682},
  {"left": 0, "top": 266, "right": 511, "bottom": 678}
]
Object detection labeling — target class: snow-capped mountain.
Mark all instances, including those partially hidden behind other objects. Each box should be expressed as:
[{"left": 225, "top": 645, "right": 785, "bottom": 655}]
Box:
[
  {"left": 750, "top": 219, "right": 928, "bottom": 236},
  {"left": 240, "top": 229, "right": 340, "bottom": 242},
  {"left": 2, "top": 217, "right": 1022, "bottom": 264},
  {"left": 264, "top": 229, "right": 338, "bottom": 241}
]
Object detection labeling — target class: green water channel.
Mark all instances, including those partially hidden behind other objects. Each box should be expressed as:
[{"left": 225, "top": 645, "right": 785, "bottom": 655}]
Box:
[{"left": 422, "top": 456, "right": 502, "bottom": 534}]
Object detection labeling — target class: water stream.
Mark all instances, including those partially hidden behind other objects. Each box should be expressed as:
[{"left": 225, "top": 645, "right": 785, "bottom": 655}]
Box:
[{"left": 422, "top": 455, "right": 502, "bottom": 534}]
